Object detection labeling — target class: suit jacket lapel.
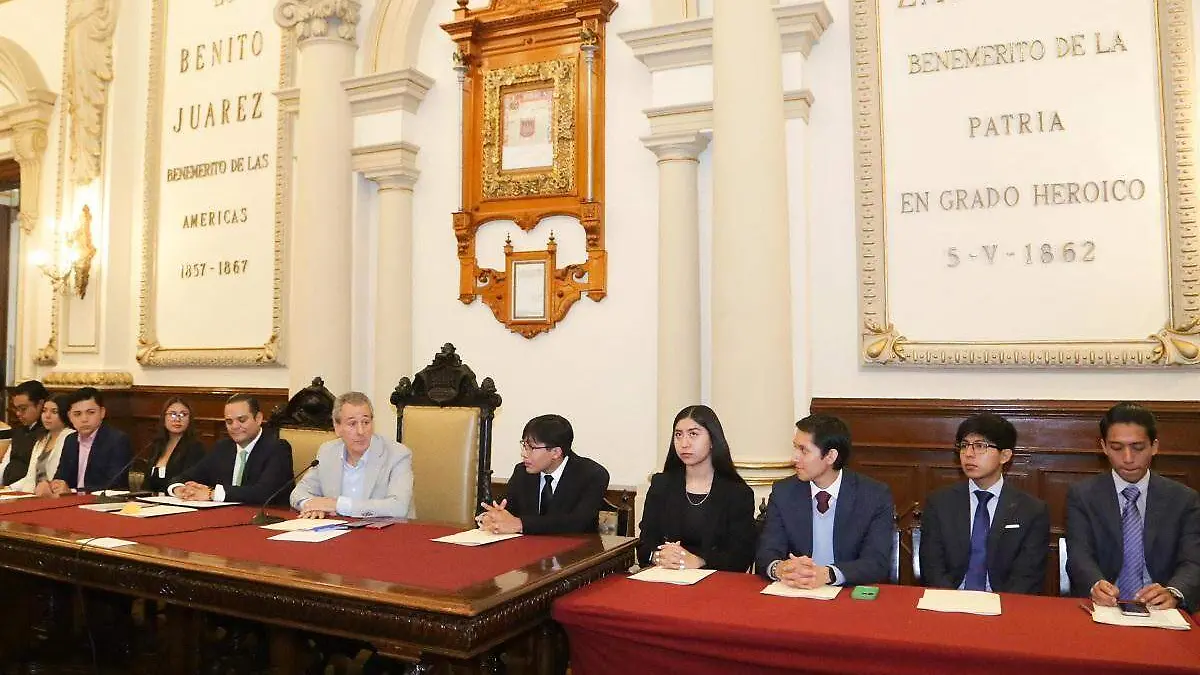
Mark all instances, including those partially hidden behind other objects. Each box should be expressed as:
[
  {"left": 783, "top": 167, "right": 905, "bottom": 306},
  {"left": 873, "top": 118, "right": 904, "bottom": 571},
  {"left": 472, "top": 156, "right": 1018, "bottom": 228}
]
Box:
[
  {"left": 362, "top": 437, "right": 387, "bottom": 498},
  {"left": 1093, "top": 475, "right": 1123, "bottom": 566},
  {"left": 85, "top": 425, "right": 108, "bottom": 485},
  {"left": 986, "top": 484, "right": 1017, "bottom": 565},
  {"left": 832, "top": 472, "right": 856, "bottom": 559},
  {"left": 548, "top": 458, "right": 579, "bottom": 513},
  {"left": 949, "top": 482, "right": 973, "bottom": 569},
  {"left": 1143, "top": 473, "right": 1166, "bottom": 569}
]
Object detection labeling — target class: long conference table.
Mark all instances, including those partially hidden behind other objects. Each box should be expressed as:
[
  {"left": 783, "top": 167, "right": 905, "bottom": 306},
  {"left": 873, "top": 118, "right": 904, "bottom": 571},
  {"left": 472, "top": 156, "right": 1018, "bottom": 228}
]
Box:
[
  {"left": 552, "top": 571, "right": 1200, "bottom": 675},
  {"left": 0, "top": 493, "right": 636, "bottom": 674}
]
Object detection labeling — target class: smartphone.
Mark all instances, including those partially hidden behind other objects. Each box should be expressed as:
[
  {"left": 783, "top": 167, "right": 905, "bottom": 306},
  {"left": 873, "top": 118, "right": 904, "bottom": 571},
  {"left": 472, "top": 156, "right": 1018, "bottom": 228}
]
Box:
[
  {"left": 1117, "top": 600, "right": 1150, "bottom": 617},
  {"left": 851, "top": 586, "right": 879, "bottom": 600}
]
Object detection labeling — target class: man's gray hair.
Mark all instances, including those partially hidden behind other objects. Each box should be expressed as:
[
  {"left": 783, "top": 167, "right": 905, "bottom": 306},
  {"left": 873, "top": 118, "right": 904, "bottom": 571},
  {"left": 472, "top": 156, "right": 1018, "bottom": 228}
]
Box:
[{"left": 333, "top": 391, "right": 374, "bottom": 423}]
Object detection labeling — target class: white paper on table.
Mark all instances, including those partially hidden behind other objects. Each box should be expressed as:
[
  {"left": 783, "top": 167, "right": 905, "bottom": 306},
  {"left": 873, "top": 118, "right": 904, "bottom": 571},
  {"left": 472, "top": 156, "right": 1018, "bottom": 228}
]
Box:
[
  {"left": 139, "top": 495, "right": 239, "bottom": 509},
  {"left": 1090, "top": 605, "right": 1191, "bottom": 630},
  {"left": 432, "top": 529, "right": 522, "bottom": 546},
  {"left": 760, "top": 582, "right": 843, "bottom": 600},
  {"left": 917, "top": 589, "right": 1001, "bottom": 616},
  {"left": 75, "top": 537, "right": 138, "bottom": 549},
  {"left": 112, "top": 504, "right": 197, "bottom": 518},
  {"left": 92, "top": 490, "right": 129, "bottom": 497},
  {"left": 260, "top": 518, "right": 347, "bottom": 531},
  {"left": 0, "top": 494, "right": 35, "bottom": 501},
  {"left": 267, "top": 529, "right": 350, "bottom": 543},
  {"left": 628, "top": 567, "right": 717, "bottom": 586},
  {"left": 79, "top": 502, "right": 128, "bottom": 512}
]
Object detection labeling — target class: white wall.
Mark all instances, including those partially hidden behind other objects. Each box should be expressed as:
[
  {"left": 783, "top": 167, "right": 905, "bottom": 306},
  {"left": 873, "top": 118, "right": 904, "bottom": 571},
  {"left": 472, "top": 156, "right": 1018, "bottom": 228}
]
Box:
[
  {"left": 801, "top": 0, "right": 1200, "bottom": 402},
  {"left": 407, "top": 1, "right": 660, "bottom": 487}
]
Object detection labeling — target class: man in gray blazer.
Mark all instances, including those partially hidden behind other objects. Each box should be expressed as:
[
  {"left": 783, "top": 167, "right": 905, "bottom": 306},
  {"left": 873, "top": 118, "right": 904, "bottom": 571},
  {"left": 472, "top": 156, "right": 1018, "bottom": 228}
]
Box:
[{"left": 290, "top": 391, "right": 415, "bottom": 519}]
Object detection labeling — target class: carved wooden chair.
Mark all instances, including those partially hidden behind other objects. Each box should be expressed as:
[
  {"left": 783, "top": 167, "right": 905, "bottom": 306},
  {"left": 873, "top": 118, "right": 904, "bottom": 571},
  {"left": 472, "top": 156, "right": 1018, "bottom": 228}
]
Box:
[
  {"left": 392, "top": 344, "right": 501, "bottom": 525},
  {"left": 268, "top": 377, "right": 337, "bottom": 477}
]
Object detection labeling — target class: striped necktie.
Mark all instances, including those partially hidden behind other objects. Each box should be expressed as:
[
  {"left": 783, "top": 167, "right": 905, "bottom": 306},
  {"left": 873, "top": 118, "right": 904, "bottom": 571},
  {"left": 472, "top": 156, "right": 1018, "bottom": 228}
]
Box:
[{"left": 1116, "top": 485, "right": 1145, "bottom": 600}]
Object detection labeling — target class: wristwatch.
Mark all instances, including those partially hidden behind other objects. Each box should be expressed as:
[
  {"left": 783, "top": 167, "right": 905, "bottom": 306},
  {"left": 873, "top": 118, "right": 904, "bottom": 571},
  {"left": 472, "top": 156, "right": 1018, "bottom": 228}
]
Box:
[
  {"left": 826, "top": 566, "right": 835, "bottom": 585},
  {"left": 1166, "top": 586, "right": 1185, "bottom": 605}
]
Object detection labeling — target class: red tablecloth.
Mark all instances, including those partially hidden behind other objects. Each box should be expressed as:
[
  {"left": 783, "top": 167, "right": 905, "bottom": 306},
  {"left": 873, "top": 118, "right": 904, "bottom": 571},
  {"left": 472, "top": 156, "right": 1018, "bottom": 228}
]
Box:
[
  {"left": 552, "top": 573, "right": 1200, "bottom": 675},
  {"left": 0, "top": 494, "right": 90, "bottom": 516},
  {"left": 141, "top": 522, "right": 587, "bottom": 593},
  {"left": 2, "top": 502, "right": 263, "bottom": 539}
]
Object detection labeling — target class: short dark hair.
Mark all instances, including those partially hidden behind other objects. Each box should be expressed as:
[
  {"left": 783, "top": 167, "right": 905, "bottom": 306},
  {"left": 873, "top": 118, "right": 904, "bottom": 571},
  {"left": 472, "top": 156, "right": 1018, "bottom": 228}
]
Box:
[
  {"left": 522, "top": 414, "right": 574, "bottom": 457},
  {"left": 956, "top": 413, "right": 1017, "bottom": 451},
  {"left": 795, "top": 414, "right": 852, "bottom": 470},
  {"left": 225, "top": 393, "right": 261, "bottom": 417},
  {"left": 1100, "top": 402, "right": 1157, "bottom": 442},
  {"left": 46, "top": 394, "right": 72, "bottom": 429},
  {"left": 69, "top": 386, "right": 104, "bottom": 409},
  {"left": 12, "top": 380, "right": 48, "bottom": 403}
]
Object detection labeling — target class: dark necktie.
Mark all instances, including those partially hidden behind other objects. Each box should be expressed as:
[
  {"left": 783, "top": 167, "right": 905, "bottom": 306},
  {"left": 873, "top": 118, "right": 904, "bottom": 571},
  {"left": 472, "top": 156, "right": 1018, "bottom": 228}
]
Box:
[
  {"left": 539, "top": 474, "right": 554, "bottom": 516},
  {"left": 964, "top": 490, "right": 994, "bottom": 591},
  {"left": 1117, "top": 485, "right": 1145, "bottom": 600},
  {"left": 815, "top": 490, "right": 831, "bottom": 515}
]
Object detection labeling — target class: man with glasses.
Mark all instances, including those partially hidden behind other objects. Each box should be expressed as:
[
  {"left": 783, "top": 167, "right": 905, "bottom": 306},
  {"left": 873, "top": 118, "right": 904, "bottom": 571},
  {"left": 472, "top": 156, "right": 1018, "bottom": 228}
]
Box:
[
  {"left": 1067, "top": 402, "right": 1200, "bottom": 611},
  {"left": 479, "top": 414, "right": 610, "bottom": 535},
  {"left": 0, "top": 380, "right": 49, "bottom": 486},
  {"left": 290, "top": 391, "right": 415, "bottom": 518},
  {"left": 920, "top": 413, "right": 1050, "bottom": 594}
]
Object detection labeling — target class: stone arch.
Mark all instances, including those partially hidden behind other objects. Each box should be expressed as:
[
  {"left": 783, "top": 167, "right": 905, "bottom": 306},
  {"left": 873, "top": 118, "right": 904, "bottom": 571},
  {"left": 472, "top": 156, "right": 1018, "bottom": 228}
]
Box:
[
  {"left": 0, "top": 36, "right": 56, "bottom": 233},
  {"left": 364, "top": 0, "right": 439, "bottom": 73}
]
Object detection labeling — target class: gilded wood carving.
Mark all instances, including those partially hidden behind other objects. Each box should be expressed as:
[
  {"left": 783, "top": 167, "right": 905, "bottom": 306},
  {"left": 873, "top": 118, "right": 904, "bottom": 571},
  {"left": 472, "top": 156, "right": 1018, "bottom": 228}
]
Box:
[{"left": 443, "top": 0, "right": 616, "bottom": 338}]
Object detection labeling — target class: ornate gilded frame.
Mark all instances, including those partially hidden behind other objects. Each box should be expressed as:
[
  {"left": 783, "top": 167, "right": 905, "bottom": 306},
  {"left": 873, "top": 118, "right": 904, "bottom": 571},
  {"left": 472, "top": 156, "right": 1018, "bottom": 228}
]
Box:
[
  {"left": 443, "top": 0, "right": 615, "bottom": 339},
  {"left": 853, "top": 0, "right": 1200, "bottom": 367},
  {"left": 136, "top": 0, "right": 290, "bottom": 366},
  {"left": 481, "top": 59, "right": 577, "bottom": 200}
]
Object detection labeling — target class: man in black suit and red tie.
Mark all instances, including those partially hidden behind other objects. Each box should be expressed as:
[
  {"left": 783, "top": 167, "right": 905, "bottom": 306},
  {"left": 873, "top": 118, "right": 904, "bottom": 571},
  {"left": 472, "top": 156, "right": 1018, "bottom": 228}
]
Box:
[
  {"left": 1067, "top": 402, "right": 1200, "bottom": 612},
  {"left": 480, "top": 414, "right": 610, "bottom": 535},
  {"left": 919, "top": 413, "right": 1050, "bottom": 594},
  {"left": 168, "top": 393, "right": 293, "bottom": 505}
]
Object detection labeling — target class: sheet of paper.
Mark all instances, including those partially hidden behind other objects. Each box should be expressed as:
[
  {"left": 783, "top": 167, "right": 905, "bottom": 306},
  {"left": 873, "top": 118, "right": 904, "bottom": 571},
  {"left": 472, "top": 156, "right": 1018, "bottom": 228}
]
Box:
[
  {"left": 112, "top": 504, "right": 197, "bottom": 518},
  {"left": 79, "top": 502, "right": 127, "bottom": 512},
  {"left": 92, "top": 490, "right": 129, "bottom": 497},
  {"left": 260, "top": 518, "right": 347, "bottom": 531},
  {"left": 139, "top": 495, "right": 239, "bottom": 509},
  {"left": 0, "top": 494, "right": 35, "bottom": 501},
  {"left": 75, "top": 537, "right": 138, "bottom": 549},
  {"left": 432, "top": 529, "right": 522, "bottom": 546},
  {"left": 267, "top": 529, "right": 350, "bottom": 543},
  {"left": 917, "top": 589, "right": 1002, "bottom": 616},
  {"left": 628, "top": 567, "right": 717, "bottom": 586},
  {"left": 759, "top": 582, "right": 843, "bottom": 600},
  {"left": 1091, "top": 605, "right": 1191, "bottom": 630}
]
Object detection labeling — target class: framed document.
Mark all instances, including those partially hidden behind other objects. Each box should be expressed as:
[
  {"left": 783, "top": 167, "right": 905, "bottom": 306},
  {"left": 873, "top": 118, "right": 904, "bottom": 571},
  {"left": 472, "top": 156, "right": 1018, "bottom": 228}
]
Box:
[
  {"left": 511, "top": 260, "right": 549, "bottom": 320},
  {"left": 501, "top": 87, "right": 554, "bottom": 172}
]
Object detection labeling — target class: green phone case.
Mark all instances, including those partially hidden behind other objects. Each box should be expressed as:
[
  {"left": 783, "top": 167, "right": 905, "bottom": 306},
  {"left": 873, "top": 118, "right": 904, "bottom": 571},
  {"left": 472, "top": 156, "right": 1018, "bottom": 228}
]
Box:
[{"left": 851, "top": 585, "right": 879, "bottom": 600}]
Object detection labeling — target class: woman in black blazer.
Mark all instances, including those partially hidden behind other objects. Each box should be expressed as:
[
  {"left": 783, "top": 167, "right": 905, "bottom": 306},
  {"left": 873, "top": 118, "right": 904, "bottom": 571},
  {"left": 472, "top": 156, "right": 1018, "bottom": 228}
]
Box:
[
  {"left": 142, "top": 397, "right": 206, "bottom": 494},
  {"left": 637, "top": 405, "right": 757, "bottom": 572}
]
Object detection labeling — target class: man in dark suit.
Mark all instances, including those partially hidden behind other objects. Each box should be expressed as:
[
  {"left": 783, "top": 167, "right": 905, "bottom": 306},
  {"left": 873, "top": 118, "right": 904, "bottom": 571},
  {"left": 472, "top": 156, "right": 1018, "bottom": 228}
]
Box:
[
  {"left": 920, "top": 413, "right": 1050, "bottom": 594},
  {"left": 169, "top": 394, "right": 293, "bottom": 505},
  {"left": 1, "top": 380, "right": 49, "bottom": 486},
  {"left": 1067, "top": 402, "right": 1200, "bottom": 612},
  {"left": 480, "top": 414, "right": 610, "bottom": 535},
  {"left": 48, "top": 387, "right": 133, "bottom": 494},
  {"left": 757, "top": 414, "right": 894, "bottom": 587}
]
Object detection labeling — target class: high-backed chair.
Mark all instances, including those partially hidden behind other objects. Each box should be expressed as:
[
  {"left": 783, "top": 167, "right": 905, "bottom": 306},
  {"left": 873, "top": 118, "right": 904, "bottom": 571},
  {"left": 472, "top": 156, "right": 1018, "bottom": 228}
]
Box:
[
  {"left": 392, "top": 344, "right": 501, "bottom": 525},
  {"left": 268, "top": 377, "right": 337, "bottom": 476}
]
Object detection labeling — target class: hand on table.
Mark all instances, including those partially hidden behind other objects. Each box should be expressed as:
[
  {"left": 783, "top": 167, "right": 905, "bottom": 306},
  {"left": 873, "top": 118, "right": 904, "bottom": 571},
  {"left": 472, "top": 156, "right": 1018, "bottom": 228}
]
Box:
[
  {"left": 48, "top": 479, "right": 71, "bottom": 497},
  {"left": 33, "top": 480, "right": 55, "bottom": 497},
  {"left": 1134, "top": 584, "right": 1179, "bottom": 610},
  {"left": 653, "top": 541, "right": 705, "bottom": 570},
  {"left": 299, "top": 497, "right": 338, "bottom": 520},
  {"left": 478, "top": 499, "right": 523, "bottom": 534},
  {"left": 1090, "top": 579, "right": 1119, "bottom": 607},
  {"left": 177, "top": 482, "right": 213, "bottom": 502},
  {"left": 777, "top": 555, "right": 829, "bottom": 590}
]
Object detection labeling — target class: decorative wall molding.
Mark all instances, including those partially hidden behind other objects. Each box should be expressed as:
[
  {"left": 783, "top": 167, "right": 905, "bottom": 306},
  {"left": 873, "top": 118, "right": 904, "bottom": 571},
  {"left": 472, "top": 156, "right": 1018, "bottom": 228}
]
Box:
[
  {"left": 344, "top": 68, "right": 433, "bottom": 116},
  {"left": 275, "top": 0, "right": 362, "bottom": 44},
  {"left": 64, "top": 0, "right": 117, "bottom": 186},
  {"left": 641, "top": 130, "right": 710, "bottom": 162},
  {"left": 774, "top": 1, "right": 832, "bottom": 57},
  {"left": 643, "top": 88, "right": 814, "bottom": 138},
  {"left": 353, "top": 141, "right": 420, "bottom": 190},
  {"left": 0, "top": 36, "right": 56, "bottom": 234},
  {"left": 363, "top": 0, "right": 436, "bottom": 74},
  {"left": 42, "top": 370, "right": 133, "bottom": 389}
]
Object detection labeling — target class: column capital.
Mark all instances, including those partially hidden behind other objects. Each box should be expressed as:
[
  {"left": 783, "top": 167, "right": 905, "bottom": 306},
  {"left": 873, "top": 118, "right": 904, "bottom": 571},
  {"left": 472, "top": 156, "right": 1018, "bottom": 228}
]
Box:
[
  {"left": 275, "top": 0, "right": 362, "bottom": 44},
  {"left": 353, "top": 141, "right": 420, "bottom": 190},
  {"left": 641, "top": 131, "right": 710, "bottom": 162}
]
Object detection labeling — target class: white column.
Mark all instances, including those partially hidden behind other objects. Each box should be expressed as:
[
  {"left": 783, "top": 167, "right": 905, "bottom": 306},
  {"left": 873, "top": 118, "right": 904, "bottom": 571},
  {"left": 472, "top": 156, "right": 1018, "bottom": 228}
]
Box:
[
  {"left": 363, "top": 169, "right": 418, "bottom": 436},
  {"left": 644, "top": 132, "right": 709, "bottom": 465},
  {"left": 710, "top": 0, "right": 794, "bottom": 459},
  {"left": 275, "top": 0, "right": 361, "bottom": 395}
]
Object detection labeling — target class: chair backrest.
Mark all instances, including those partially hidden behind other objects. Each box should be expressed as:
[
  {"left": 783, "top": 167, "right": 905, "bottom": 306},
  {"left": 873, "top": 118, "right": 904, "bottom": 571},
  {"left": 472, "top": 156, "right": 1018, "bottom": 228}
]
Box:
[
  {"left": 911, "top": 523, "right": 923, "bottom": 584},
  {"left": 392, "top": 344, "right": 501, "bottom": 525},
  {"left": 268, "top": 377, "right": 338, "bottom": 476},
  {"left": 890, "top": 523, "right": 901, "bottom": 585},
  {"left": 1058, "top": 535, "right": 1071, "bottom": 596}
]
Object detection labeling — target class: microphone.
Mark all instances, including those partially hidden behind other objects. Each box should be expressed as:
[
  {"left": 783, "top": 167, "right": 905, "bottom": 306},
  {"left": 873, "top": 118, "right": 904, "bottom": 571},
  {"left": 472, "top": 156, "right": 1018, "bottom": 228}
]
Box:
[{"left": 250, "top": 459, "right": 318, "bottom": 526}]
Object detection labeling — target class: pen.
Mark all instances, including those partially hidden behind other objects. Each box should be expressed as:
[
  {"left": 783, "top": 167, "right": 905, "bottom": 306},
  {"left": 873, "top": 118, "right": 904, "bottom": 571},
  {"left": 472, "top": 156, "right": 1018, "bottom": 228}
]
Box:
[
  {"left": 1077, "top": 602, "right": 1093, "bottom": 617},
  {"left": 312, "top": 523, "right": 347, "bottom": 532}
]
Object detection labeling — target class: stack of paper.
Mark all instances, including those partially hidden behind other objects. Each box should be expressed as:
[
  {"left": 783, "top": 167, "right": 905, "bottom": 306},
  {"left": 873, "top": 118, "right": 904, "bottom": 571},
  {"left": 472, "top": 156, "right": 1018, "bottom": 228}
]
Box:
[
  {"left": 432, "top": 528, "right": 522, "bottom": 546},
  {"left": 628, "top": 567, "right": 717, "bottom": 586},
  {"left": 261, "top": 518, "right": 347, "bottom": 531},
  {"left": 1090, "top": 606, "right": 1191, "bottom": 630},
  {"left": 917, "top": 589, "right": 1001, "bottom": 616},
  {"left": 140, "top": 495, "right": 239, "bottom": 509},
  {"left": 760, "top": 582, "right": 843, "bottom": 600},
  {"left": 76, "top": 537, "right": 138, "bottom": 549},
  {"left": 112, "top": 503, "right": 197, "bottom": 518},
  {"left": 79, "top": 503, "right": 128, "bottom": 513}
]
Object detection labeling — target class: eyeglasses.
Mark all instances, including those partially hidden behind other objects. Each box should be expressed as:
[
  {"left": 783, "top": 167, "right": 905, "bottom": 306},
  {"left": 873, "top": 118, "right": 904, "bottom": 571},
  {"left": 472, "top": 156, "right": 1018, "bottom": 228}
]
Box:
[
  {"left": 519, "top": 439, "right": 550, "bottom": 454},
  {"left": 166, "top": 411, "right": 190, "bottom": 420},
  {"left": 955, "top": 440, "right": 999, "bottom": 455},
  {"left": 12, "top": 404, "right": 32, "bottom": 413}
]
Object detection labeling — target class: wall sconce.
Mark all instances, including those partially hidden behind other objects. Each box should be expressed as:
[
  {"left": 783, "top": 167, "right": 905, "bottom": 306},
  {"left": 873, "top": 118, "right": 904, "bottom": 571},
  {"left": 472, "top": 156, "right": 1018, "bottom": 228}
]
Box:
[{"left": 31, "top": 205, "right": 96, "bottom": 299}]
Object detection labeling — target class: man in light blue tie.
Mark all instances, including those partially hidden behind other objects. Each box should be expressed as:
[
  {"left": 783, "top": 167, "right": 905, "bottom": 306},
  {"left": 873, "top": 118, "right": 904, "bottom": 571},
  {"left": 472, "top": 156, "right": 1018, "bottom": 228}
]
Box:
[{"left": 1067, "top": 402, "right": 1200, "bottom": 612}]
